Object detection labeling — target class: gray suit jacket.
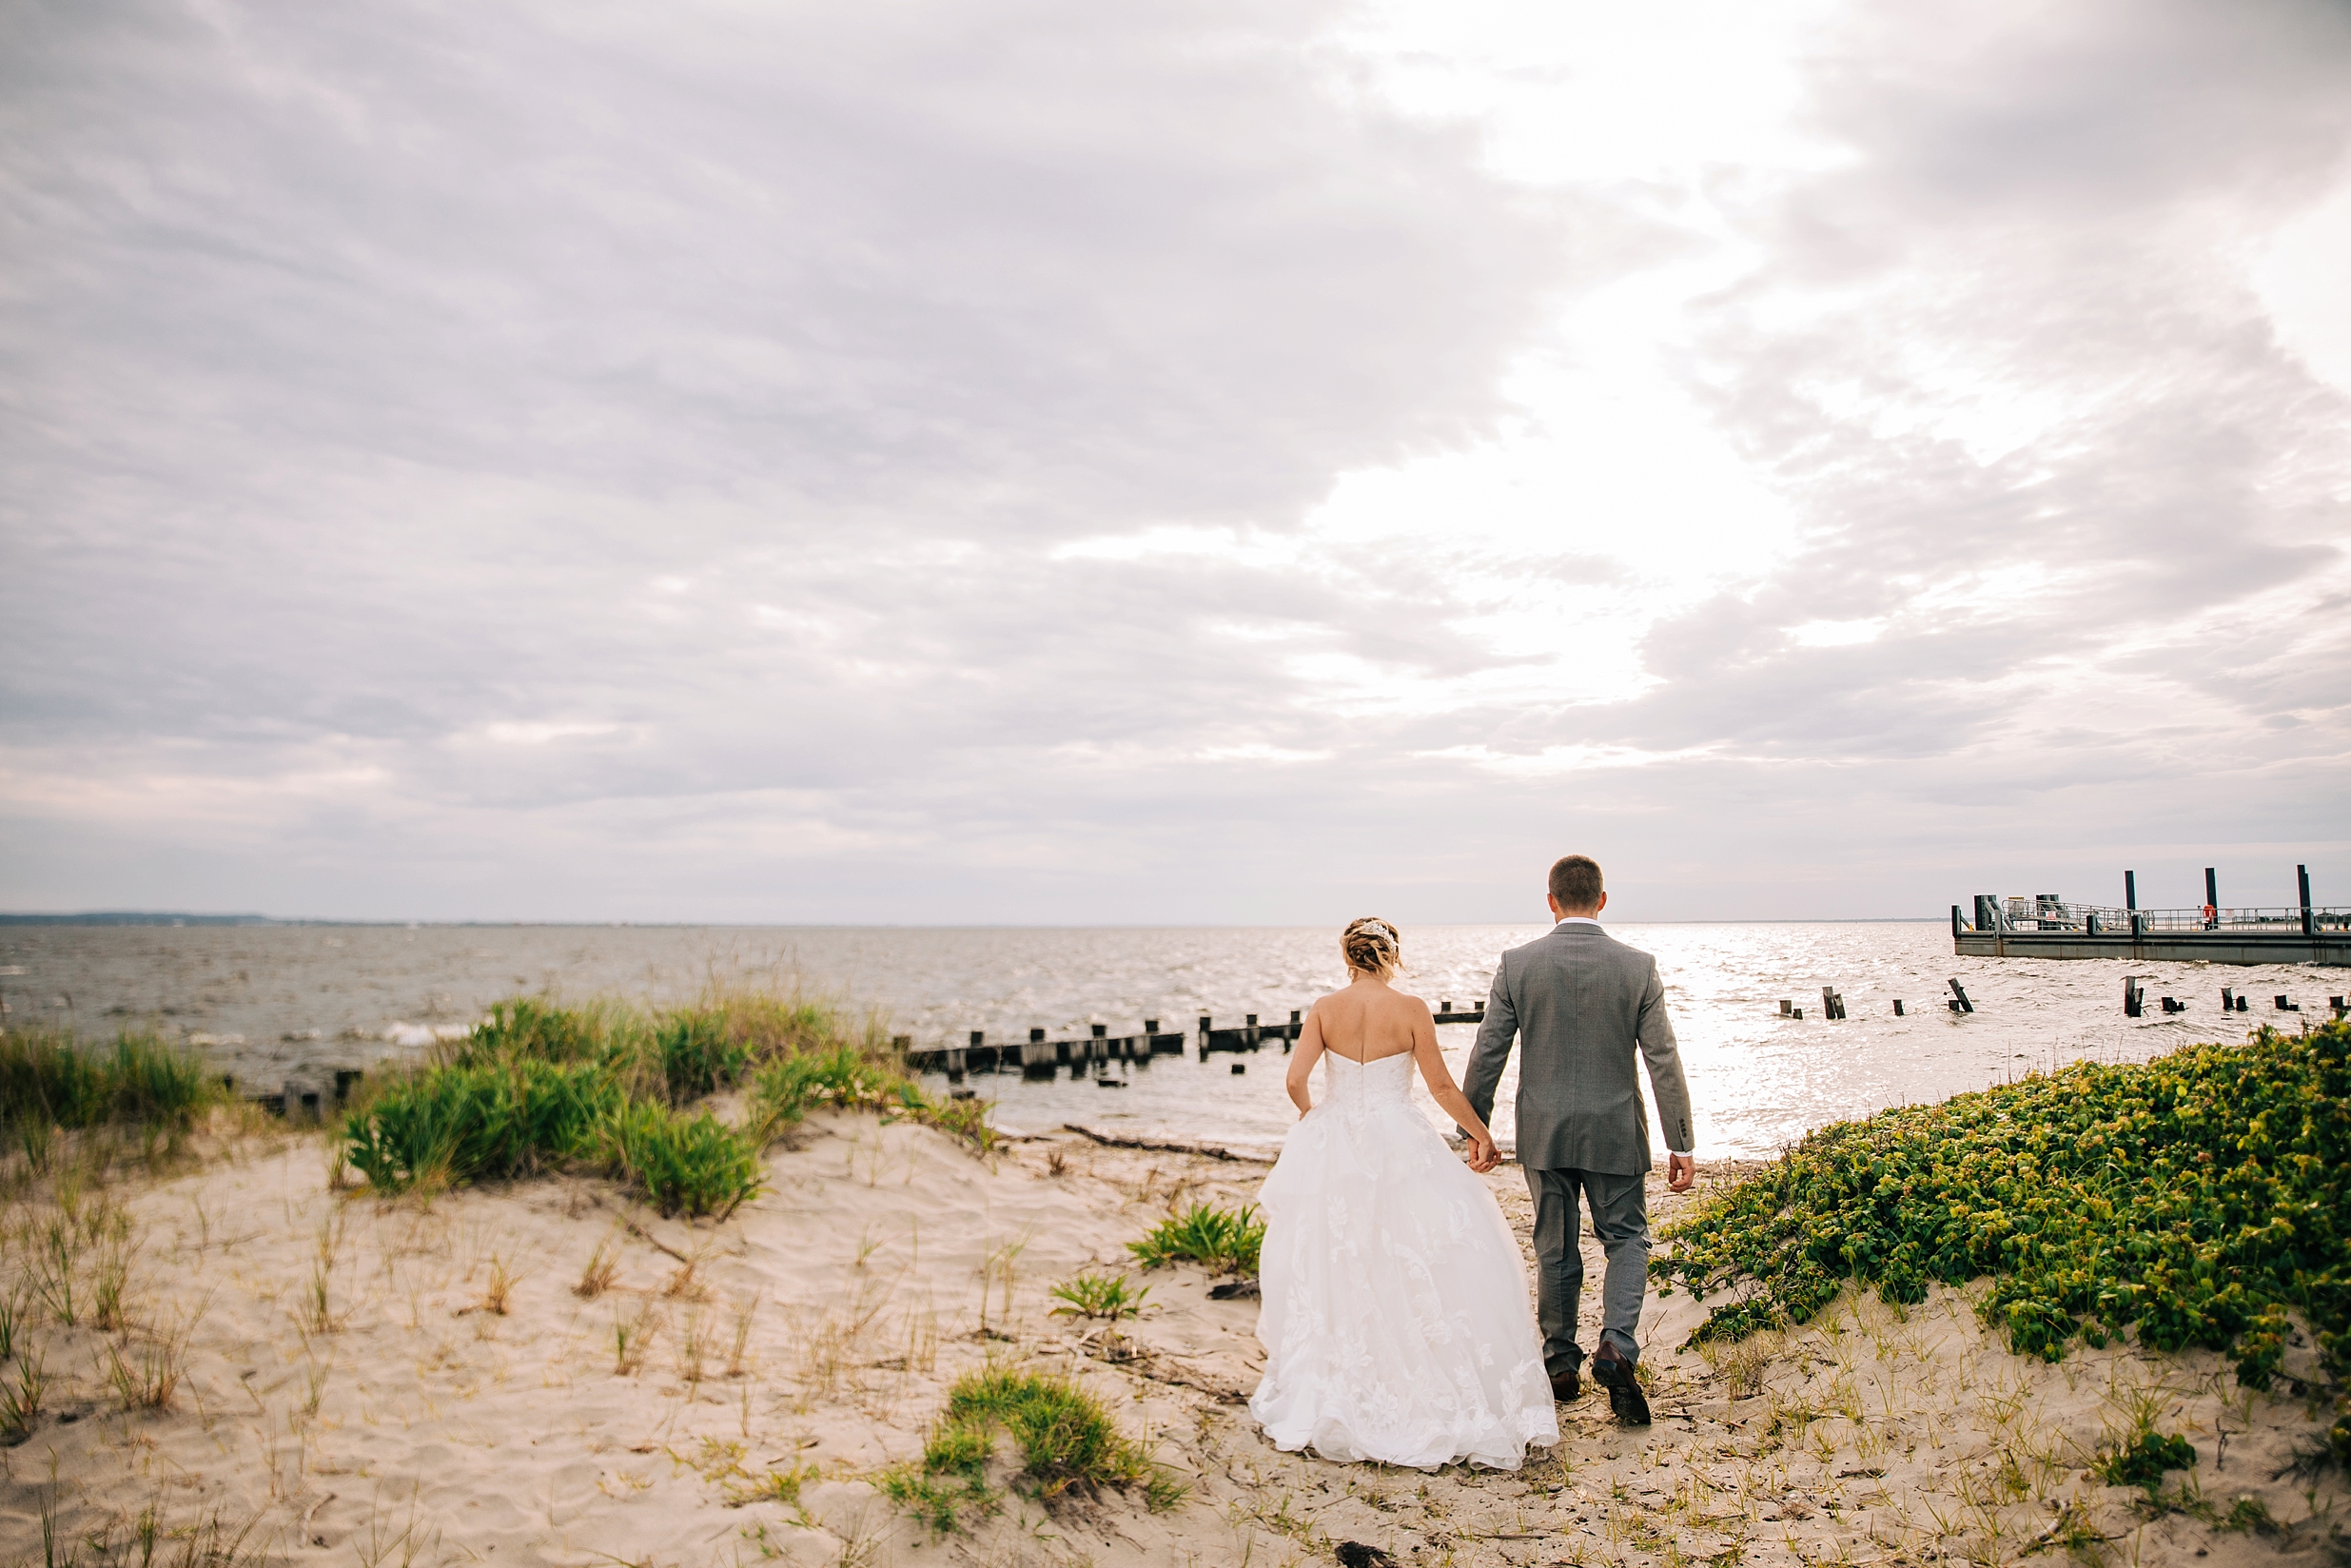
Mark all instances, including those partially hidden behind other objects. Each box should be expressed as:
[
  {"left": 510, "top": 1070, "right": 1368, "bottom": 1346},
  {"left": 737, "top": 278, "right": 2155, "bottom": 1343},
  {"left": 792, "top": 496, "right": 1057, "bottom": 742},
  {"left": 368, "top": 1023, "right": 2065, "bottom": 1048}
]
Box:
[{"left": 1462, "top": 922, "right": 1694, "bottom": 1175}]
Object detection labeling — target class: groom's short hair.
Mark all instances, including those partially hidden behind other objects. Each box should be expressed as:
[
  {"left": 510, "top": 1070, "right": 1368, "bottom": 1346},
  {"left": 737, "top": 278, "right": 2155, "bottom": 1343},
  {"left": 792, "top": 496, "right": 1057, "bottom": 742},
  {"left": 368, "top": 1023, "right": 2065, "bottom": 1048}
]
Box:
[{"left": 1548, "top": 854, "right": 1603, "bottom": 911}]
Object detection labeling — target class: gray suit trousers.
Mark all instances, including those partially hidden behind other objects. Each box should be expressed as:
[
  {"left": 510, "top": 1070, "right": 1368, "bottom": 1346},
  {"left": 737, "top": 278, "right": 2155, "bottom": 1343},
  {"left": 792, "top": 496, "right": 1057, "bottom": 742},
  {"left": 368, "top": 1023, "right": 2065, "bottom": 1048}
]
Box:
[{"left": 1527, "top": 1166, "right": 1649, "bottom": 1374}]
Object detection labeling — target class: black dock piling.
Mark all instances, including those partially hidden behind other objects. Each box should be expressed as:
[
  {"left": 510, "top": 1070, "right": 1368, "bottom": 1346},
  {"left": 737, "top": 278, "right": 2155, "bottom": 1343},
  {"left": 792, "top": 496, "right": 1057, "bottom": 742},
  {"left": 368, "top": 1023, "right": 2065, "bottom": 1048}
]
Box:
[
  {"left": 1893, "top": 1000, "right": 1906, "bottom": 1016},
  {"left": 1951, "top": 904, "right": 1964, "bottom": 939},
  {"left": 2222, "top": 987, "right": 2236, "bottom": 1012},
  {"left": 1779, "top": 999, "right": 1793, "bottom": 1016},
  {"left": 2126, "top": 871, "right": 2144, "bottom": 937},
  {"left": 2204, "top": 868, "right": 2220, "bottom": 928},
  {"left": 1820, "top": 987, "right": 1846, "bottom": 1020},
  {"left": 2330, "top": 996, "right": 2346, "bottom": 1018},
  {"left": 1948, "top": 979, "right": 1973, "bottom": 1014},
  {"left": 2275, "top": 994, "right": 2301, "bottom": 1012},
  {"left": 2238, "top": 993, "right": 2249, "bottom": 1011},
  {"left": 2125, "top": 976, "right": 2145, "bottom": 1018},
  {"left": 1231, "top": 1063, "right": 1244, "bottom": 1074},
  {"left": 2302, "top": 865, "right": 2317, "bottom": 938},
  {"left": 2162, "top": 996, "right": 2186, "bottom": 1014}
]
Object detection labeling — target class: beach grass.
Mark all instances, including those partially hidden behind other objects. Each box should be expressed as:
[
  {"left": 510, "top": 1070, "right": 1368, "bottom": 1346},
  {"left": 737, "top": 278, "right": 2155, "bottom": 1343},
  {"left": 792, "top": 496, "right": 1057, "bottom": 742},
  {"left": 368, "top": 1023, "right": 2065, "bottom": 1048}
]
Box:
[
  {"left": 878, "top": 1364, "right": 1184, "bottom": 1531},
  {"left": 1048, "top": 1270, "right": 1150, "bottom": 1323},
  {"left": 343, "top": 989, "right": 993, "bottom": 1214},
  {"left": 1127, "top": 1201, "right": 1264, "bottom": 1276},
  {"left": 1652, "top": 1019, "right": 2349, "bottom": 1388},
  {"left": 1, "top": 1027, "right": 227, "bottom": 1135}
]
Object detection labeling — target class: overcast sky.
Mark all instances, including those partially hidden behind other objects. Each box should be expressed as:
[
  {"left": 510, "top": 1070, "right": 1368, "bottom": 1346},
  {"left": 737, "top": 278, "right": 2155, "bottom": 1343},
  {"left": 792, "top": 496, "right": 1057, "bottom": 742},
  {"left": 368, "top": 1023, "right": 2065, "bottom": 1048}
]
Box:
[{"left": 5, "top": 0, "right": 2348, "bottom": 924}]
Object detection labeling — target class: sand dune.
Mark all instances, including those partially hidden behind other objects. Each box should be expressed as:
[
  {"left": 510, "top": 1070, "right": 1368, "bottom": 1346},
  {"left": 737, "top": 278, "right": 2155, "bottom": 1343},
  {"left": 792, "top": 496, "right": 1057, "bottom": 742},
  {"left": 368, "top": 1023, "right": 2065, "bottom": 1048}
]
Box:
[{"left": 2, "top": 1111, "right": 2342, "bottom": 1567}]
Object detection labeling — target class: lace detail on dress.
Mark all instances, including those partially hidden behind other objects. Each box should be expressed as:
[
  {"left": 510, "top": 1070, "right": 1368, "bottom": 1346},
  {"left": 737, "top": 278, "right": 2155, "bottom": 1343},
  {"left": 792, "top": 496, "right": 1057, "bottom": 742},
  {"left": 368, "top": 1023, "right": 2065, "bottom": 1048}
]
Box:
[{"left": 1247, "top": 1053, "right": 1558, "bottom": 1470}]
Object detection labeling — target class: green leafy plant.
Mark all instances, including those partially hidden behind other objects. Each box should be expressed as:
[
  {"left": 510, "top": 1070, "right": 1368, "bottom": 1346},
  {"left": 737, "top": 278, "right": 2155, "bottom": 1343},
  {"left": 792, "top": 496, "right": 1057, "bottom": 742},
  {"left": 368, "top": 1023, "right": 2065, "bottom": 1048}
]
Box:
[
  {"left": 457, "top": 997, "right": 600, "bottom": 1068},
  {"left": 1048, "top": 1271, "right": 1150, "bottom": 1323},
  {"left": 750, "top": 1046, "right": 915, "bottom": 1127},
  {"left": 1128, "top": 1202, "right": 1264, "bottom": 1276},
  {"left": 341, "top": 992, "right": 993, "bottom": 1219},
  {"left": 602, "top": 1101, "right": 762, "bottom": 1219},
  {"left": 343, "top": 1059, "right": 620, "bottom": 1191},
  {"left": 655, "top": 1011, "right": 754, "bottom": 1104},
  {"left": 912, "top": 1091, "right": 1002, "bottom": 1154},
  {"left": 1652, "top": 1022, "right": 2349, "bottom": 1385},
  {"left": 0, "top": 1028, "right": 226, "bottom": 1134},
  {"left": 2099, "top": 1429, "right": 2198, "bottom": 1493},
  {"left": 878, "top": 1364, "right": 1183, "bottom": 1532}
]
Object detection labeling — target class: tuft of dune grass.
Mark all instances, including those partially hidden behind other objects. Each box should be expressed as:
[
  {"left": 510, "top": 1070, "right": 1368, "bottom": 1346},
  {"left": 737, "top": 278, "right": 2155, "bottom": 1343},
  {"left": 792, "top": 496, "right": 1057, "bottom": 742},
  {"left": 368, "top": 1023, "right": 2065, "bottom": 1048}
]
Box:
[
  {"left": 879, "top": 1363, "right": 1186, "bottom": 1532},
  {"left": 345, "top": 987, "right": 994, "bottom": 1217},
  {"left": 1, "top": 1027, "right": 227, "bottom": 1134}
]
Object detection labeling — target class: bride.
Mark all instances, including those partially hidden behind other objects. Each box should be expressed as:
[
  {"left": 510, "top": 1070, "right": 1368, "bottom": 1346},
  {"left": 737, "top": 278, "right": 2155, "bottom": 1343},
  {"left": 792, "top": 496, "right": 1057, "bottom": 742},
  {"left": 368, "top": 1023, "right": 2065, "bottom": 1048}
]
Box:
[{"left": 1248, "top": 917, "right": 1559, "bottom": 1469}]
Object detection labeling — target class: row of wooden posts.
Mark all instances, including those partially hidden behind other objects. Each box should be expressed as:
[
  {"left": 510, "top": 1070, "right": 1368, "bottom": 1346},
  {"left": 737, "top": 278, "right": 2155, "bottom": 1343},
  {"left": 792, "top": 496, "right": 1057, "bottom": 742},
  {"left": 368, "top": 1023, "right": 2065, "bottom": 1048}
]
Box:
[
  {"left": 903, "top": 1003, "right": 1494, "bottom": 1083},
  {"left": 2124, "top": 980, "right": 2346, "bottom": 1019},
  {"left": 1778, "top": 980, "right": 1973, "bottom": 1019}
]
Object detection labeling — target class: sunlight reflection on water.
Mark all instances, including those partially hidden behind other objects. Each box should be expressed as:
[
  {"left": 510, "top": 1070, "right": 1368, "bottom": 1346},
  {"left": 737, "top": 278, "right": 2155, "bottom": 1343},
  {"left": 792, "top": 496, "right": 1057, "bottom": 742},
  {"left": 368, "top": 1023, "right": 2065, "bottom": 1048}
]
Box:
[{"left": 5, "top": 921, "right": 2332, "bottom": 1158}]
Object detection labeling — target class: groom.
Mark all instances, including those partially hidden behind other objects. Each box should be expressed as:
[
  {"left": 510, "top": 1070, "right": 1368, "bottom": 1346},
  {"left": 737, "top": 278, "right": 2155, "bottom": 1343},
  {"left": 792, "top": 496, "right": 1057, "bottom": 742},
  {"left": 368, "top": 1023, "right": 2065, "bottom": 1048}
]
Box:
[{"left": 1461, "top": 854, "right": 1696, "bottom": 1427}]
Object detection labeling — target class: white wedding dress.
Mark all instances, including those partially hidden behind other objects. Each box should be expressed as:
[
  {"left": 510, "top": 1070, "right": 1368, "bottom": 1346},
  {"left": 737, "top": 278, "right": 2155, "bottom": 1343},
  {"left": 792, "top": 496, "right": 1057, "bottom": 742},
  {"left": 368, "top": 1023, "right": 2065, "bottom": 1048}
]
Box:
[{"left": 1249, "top": 1050, "right": 1559, "bottom": 1469}]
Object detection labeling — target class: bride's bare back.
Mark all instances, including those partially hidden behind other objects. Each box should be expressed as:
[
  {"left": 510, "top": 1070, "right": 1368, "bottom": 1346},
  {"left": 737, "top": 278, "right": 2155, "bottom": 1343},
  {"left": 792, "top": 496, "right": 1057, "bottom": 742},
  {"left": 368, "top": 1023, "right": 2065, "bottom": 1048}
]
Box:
[
  {"left": 1309, "top": 980, "right": 1424, "bottom": 1064},
  {"left": 1286, "top": 976, "right": 1499, "bottom": 1169}
]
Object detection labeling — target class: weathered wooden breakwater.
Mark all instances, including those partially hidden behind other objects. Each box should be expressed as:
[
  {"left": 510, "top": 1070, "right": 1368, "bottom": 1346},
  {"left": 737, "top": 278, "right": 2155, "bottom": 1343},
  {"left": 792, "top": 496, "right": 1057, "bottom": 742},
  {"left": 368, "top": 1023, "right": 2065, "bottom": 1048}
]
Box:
[
  {"left": 904, "top": 1002, "right": 1493, "bottom": 1083},
  {"left": 1952, "top": 863, "right": 2349, "bottom": 966}
]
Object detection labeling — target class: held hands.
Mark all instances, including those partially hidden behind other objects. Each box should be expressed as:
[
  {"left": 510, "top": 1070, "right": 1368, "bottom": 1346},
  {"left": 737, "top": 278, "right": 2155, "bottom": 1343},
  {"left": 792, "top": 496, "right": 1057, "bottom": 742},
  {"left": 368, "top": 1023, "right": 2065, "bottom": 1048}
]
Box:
[{"left": 1466, "top": 1135, "right": 1500, "bottom": 1173}]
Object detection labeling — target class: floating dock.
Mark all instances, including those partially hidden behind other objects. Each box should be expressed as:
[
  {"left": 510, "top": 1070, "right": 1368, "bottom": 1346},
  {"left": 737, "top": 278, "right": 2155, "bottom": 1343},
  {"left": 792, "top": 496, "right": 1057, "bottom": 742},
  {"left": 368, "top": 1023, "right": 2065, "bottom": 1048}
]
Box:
[{"left": 1953, "top": 864, "right": 2349, "bottom": 967}]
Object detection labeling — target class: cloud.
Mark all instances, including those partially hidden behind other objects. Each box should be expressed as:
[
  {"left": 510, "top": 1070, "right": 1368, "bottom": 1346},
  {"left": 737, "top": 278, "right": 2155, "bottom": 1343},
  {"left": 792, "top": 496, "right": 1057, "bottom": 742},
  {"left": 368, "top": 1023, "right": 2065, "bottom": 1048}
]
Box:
[{"left": 3, "top": 0, "right": 2347, "bottom": 924}]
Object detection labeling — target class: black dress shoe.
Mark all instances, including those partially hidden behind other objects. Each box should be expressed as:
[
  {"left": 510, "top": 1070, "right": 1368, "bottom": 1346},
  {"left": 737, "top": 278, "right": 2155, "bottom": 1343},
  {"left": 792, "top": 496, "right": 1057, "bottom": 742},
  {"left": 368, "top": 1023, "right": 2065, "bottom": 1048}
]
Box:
[
  {"left": 1549, "top": 1365, "right": 1581, "bottom": 1401},
  {"left": 1591, "top": 1349, "right": 1651, "bottom": 1426}
]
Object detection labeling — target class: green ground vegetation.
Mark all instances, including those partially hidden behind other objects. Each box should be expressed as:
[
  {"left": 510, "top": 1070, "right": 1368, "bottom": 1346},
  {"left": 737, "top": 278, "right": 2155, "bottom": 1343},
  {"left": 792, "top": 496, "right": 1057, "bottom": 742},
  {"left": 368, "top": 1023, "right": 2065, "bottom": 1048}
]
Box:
[
  {"left": 878, "top": 1364, "right": 1185, "bottom": 1531},
  {"left": 2098, "top": 1428, "right": 2199, "bottom": 1493},
  {"left": 343, "top": 991, "right": 995, "bottom": 1216},
  {"left": 2, "top": 1028, "right": 226, "bottom": 1133},
  {"left": 1653, "top": 1021, "right": 2349, "bottom": 1387},
  {"left": 1047, "top": 1270, "right": 1150, "bottom": 1323},
  {"left": 1, "top": 1027, "right": 231, "bottom": 1176},
  {"left": 1127, "top": 1201, "right": 1264, "bottom": 1276}
]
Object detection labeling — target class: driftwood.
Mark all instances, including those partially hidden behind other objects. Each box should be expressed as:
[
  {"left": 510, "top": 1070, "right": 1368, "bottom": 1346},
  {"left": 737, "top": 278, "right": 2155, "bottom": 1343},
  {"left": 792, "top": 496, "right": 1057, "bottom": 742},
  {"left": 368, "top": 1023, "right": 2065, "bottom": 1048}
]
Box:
[
  {"left": 620, "top": 1215, "right": 693, "bottom": 1264},
  {"left": 1060, "top": 1125, "right": 1273, "bottom": 1165}
]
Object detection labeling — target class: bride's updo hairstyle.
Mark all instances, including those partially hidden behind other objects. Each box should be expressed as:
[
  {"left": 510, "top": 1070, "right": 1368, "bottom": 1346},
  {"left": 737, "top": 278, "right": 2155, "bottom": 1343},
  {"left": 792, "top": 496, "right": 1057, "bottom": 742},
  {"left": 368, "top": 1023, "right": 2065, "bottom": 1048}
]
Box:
[{"left": 1342, "top": 917, "right": 1401, "bottom": 978}]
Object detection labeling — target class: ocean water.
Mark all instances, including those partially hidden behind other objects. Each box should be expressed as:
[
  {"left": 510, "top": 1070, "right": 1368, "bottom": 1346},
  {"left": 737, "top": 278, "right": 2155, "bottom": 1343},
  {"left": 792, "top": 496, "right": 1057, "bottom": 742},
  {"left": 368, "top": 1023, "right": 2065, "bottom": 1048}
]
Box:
[{"left": 2, "top": 922, "right": 2337, "bottom": 1159}]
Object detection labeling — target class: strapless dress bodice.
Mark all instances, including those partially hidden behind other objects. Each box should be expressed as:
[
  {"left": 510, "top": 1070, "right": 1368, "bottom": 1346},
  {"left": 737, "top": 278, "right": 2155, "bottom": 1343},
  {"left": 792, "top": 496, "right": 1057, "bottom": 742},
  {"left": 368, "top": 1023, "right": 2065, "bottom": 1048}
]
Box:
[{"left": 1321, "top": 1049, "right": 1415, "bottom": 1113}]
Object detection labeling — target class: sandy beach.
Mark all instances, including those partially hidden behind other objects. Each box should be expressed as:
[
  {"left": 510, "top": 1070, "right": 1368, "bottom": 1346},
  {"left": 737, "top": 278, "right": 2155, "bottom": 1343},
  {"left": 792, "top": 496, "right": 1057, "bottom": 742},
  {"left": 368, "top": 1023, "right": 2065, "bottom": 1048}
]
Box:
[{"left": 3, "top": 1108, "right": 2343, "bottom": 1568}]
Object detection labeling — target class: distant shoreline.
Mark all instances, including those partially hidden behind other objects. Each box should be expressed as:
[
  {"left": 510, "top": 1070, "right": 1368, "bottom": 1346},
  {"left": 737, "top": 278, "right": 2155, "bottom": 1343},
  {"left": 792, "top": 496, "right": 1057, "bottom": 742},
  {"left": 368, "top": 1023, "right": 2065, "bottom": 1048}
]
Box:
[{"left": 0, "top": 913, "right": 1949, "bottom": 928}]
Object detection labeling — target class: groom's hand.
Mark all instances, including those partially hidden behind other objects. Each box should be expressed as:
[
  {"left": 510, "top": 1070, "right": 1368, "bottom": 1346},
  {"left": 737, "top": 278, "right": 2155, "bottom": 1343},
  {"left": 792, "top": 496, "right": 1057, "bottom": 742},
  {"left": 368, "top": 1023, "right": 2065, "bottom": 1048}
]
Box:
[
  {"left": 1468, "top": 1137, "right": 1500, "bottom": 1173},
  {"left": 1667, "top": 1152, "right": 1697, "bottom": 1192}
]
